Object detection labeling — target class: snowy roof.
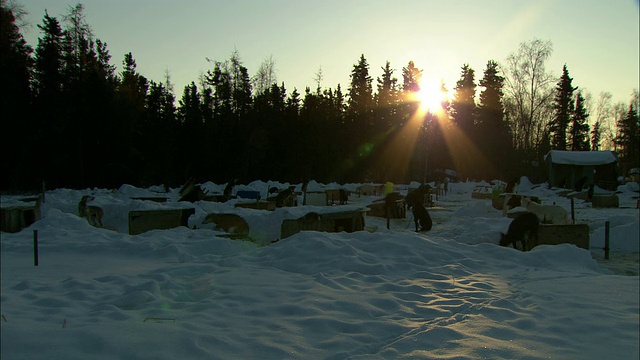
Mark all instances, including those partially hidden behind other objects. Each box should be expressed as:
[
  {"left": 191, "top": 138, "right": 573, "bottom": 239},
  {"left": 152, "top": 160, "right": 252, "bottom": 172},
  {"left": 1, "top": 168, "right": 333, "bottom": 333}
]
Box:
[{"left": 544, "top": 150, "right": 617, "bottom": 166}]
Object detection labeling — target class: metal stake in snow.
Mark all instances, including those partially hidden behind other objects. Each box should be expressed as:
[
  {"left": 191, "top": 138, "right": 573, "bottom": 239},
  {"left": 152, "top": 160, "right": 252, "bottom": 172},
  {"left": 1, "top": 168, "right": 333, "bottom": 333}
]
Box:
[
  {"left": 604, "top": 221, "right": 610, "bottom": 260},
  {"left": 33, "top": 230, "right": 39, "bottom": 266},
  {"left": 570, "top": 198, "right": 575, "bottom": 224}
]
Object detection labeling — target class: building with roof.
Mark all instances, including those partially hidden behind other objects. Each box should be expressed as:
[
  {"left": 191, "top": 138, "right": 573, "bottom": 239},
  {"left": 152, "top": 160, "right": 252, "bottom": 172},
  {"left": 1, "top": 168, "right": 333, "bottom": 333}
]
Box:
[{"left": 544, "top": 150, "right": 618, "bottom": 190}]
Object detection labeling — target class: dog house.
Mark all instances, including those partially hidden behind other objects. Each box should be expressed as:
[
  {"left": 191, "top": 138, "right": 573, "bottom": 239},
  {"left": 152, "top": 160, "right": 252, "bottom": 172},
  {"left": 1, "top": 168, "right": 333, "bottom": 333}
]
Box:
[
  {"left": 535, "top": 223, "right": 590, "bottom": 250},
  {"left": 356, "top": 184, "right": 384, "bottom": 197},
  {"left": 0, "top": 196, "right": 42, "bottom": 233},
  {"left": 367, "top": 196, "right": 406, "bottom": 219},
  {"left": 280, "top": 208, "right": 367, "bottom": 239},
  {"left": 545, "top": 150, "right": 618, "bottom": 190},
  {"left": 128, "top": 208, "right": 195, "bottom": 235}
]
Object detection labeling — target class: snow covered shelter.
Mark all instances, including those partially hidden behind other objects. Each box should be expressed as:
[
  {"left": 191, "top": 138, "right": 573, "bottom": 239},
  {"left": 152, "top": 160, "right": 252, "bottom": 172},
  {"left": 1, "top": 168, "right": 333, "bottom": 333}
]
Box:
[{"left": 544, "top": 150, "right": 618, "bottom": 190}]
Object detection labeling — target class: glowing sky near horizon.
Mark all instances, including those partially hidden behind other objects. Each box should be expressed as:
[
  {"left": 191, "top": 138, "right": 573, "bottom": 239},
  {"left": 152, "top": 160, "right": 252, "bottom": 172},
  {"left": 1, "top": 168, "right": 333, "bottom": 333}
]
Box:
[{"left": 20, "top": 0, "right": 639, "bottom": 106}]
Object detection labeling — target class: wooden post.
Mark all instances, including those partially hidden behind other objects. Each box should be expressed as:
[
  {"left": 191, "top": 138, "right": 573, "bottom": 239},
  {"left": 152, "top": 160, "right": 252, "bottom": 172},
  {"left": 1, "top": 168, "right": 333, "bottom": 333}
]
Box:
[
  {"left": 570, "top": 198, "right": 575, "bottom": 224},
  {"left": 604, "top": 221, "right": 610, "bottom": 260},
  {"left": 33, "top": 230, "right": 39, "bottom": 266}
]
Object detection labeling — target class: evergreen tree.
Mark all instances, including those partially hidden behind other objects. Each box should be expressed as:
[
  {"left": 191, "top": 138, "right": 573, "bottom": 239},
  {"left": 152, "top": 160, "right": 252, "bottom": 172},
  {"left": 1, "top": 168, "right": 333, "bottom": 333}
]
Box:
[
  {"left": 477, "top": 60, "right": 511, "bottom": 179},
  {"left": 115, "top": 52, "right": 149, "bottom": 184},
  {"left": 550, "top": 65, "right": 576, "bottom": 150},
  {"left": 176, "top": 82, "right": 206, "bottom": 179},
  {"left": 143, "top": 80, "right": 177, "bottom": 185},
  {"left": 346, "top": 54, "right": 374, "bottom": 179},
  {"left": 347, "top": 54, "right": 374, "bottom": 127},
  {"left": 614, "top": 104, "right": 639, "bottom": 172},
  {"left": 450, "top": 64, "right": 477, "bottom": 178},
  {"left": 61, "top": 4, "right": 119, "bottom": 187},
  {"left": 569, "top": 91, "right": 590, "bottom": 151},
  {"left": 33, "top": 11, "right": 67, "bottom": 187},
  {"left": 590, "top": 121, "right": 602, "bottom": 151},
  {"left": 400, "top": 60, "right": 422, "bottom": 125},
  {"left": 1, "top": 2, "right": 34, "bottom": 189},
  {"left": 401, "top": 60, "right": 421, "bottom": 93},
  {"left": 451, "top": 64, "right": 477, "bottom": 133},
  {"left": 375, "top": 61, "right": 399, "bottom": 128}
]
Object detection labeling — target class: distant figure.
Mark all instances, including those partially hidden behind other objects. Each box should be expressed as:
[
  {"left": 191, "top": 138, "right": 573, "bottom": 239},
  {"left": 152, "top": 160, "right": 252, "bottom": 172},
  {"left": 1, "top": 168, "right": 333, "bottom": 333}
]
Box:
[
  {"left": 574, "top": 176, "right": 588, "bottom": 192},
  {"left": 301, "top": 179, "right": 309, "bottom": 206},
  {"left": 339, "top": 189, "right": 349, "bottom": 205},
  {"left": 587, "top": 183, "right": 595, "bottom": 202}
]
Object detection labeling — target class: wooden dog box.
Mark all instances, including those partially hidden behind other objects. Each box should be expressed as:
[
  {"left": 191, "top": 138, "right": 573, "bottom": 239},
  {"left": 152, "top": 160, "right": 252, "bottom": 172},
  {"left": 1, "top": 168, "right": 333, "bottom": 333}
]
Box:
[
  {"left": 591, "top": 194, "right": 619, "bottom": 208},
  {"left": 280, "top": 209, "right": 366, "bottom": 240},
  {"left": 0, "top": 197, "right": 42, "bottom": 233},
  {"left": 535, "top": 223, "right": 590, "bottom": 250},
  {"left": 235, "top": 201, "right": 276, "bottom": 211},
  {"left": 130, "top": 197, "right": 168, "bottom": 203},
  {"left": 128, "top": 208, "right": 195, "bottom": 235},
  {"left": 236, "top": 190, "right": 261, "bottom": 200},
  {"left": 367, "top": 199, "right": 406, "bottom": 219},
  {"left": 356, "top": 184, "right": 384, "bottom": 197}
]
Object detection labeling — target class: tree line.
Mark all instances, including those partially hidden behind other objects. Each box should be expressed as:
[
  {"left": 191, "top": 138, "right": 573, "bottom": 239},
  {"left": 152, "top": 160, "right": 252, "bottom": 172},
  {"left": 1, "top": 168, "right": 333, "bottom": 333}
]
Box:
[{"left": 1, "top": 2, "right": 638, "bottom": 191}]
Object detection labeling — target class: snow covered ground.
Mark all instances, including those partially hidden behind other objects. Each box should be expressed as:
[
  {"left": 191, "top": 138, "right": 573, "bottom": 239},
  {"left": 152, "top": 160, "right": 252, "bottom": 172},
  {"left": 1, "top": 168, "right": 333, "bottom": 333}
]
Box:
[{"left": 1, "top": 179, "right": 638, "bottom": 359}]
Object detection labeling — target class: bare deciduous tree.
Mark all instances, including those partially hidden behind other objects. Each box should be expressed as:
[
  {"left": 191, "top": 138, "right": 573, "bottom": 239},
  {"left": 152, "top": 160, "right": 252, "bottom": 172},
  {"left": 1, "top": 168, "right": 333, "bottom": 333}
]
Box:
[
  {"left": 584, "top": 91, "right": 617, "bottom": 150},
  {"left": 253, "top": 55, "right": 277, "bottom": 95},
  {"left": 501, "top": 39, "right": 555, "bottom": 153}
]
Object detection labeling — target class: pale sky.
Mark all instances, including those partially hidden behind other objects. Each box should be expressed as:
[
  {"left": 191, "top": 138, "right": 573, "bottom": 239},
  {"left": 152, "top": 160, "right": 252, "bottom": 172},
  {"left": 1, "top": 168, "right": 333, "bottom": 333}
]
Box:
[{"left": 20, "top": 0, "right": 640, "bottom": 105}]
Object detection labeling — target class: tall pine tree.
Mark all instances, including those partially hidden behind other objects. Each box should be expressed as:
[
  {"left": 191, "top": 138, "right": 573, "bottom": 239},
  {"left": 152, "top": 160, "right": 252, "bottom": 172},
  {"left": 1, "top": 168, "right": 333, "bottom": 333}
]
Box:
[
  {"left": 450, "top": 64, "right": 477, "bottom": 178},
  {"left": 476, "top": 60, "right": 511, "bottom": 179},
  {"left": 1, "top": 2, "right": 34, "bottom": 189},
  {"left": 550, "top": 65, "right": 576, "bottom": 150},
  {"left": 614, "top": 104, "right": 639, "bottom": 173},
  {"left": 346, "top": 54, "right": 374, "bottom": 179},
  {"left": 569, "top": 91, "right": 590, "bottom": 151}
]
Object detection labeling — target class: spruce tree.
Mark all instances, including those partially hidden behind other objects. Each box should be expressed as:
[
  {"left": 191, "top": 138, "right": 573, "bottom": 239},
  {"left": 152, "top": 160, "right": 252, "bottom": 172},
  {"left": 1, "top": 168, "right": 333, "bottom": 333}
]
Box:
[
  {"left": 346, "top": 54, "right": 374, "bottom": 178},
  {"left": 401, "top": 60, "right": 422, "bottom": 93},
  {"left": 400, "top": 60, "right": 422, "bottom": 125},
  {"left": 569, "top": 91, "right": 590, "bottom": 151},
  {"left": 116, "top": 52, "right": 149, "bottom": 184},
  {"left": 550, "top": 65, "right": 576, "bottom": 150},
  {"left": 590, "top": 121, "right": 602, "bottom": 151},
  {"left": 347, "top": 54, "right": 374, "bottom": 124},
  {"left": 615, "top": 104, "right": 640, "bottom": 172},
  {"left": 450, "top": 64, "right": 477, "bottom": 178},
  {"left": 477, "top": 60, "right": 511, "bottom": 179},
  {"left": 375, "top": 61, "right": 399, "bottom": 129},
  {"left": 33, "top": 11, "right": 67, "bottom": 188},
  {"left": 1, "top": 3, "right": 34, "bottom": 189}
]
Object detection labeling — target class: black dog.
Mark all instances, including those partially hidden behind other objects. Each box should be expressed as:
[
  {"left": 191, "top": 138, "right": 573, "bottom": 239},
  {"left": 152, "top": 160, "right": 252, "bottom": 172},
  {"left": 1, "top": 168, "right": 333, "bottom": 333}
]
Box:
[
  {"left": 405, "top": 190, "right": 432, "bottom": 232},
  {"left": 500, "top": 212, "right": 540, "bottom": 251}
]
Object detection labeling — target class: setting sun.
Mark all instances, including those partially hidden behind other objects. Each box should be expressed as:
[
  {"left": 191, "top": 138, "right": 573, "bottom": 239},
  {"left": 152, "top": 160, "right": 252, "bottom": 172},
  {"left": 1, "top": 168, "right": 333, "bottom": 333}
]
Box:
[{"left": 417, "top": 78, "right": 448, "bottom": 114}]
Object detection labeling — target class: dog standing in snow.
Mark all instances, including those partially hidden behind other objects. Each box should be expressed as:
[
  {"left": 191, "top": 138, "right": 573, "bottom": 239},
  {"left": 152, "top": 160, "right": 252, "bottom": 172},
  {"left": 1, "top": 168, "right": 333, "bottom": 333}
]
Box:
[{"left": 78, "top": 195, "right": 103, "bottom": 227}]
